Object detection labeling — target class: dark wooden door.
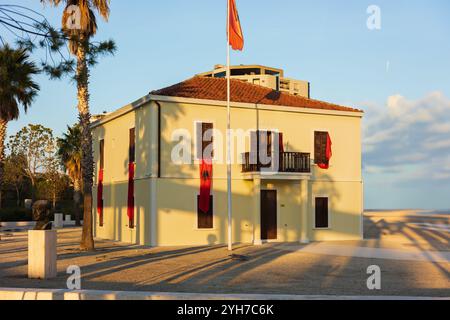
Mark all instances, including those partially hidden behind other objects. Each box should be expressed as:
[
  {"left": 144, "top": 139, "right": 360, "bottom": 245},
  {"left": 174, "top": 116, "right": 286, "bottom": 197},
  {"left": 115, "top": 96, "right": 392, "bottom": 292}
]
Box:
[{"left": 261, "top": 190, "right": 277, "bottom": 240}]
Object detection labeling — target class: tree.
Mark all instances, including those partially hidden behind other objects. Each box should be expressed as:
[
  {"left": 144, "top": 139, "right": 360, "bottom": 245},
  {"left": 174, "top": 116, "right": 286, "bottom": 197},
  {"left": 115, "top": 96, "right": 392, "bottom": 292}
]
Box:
[
  {"left": 0, "top": 5, "right": 77, "bottom": 87},
  {"left": 0, "top": 44, "right": 40, "bottom": 208},
  {"left": 0, "top": 4, "right": 113, "bottom": 245},
  {"left": 7, "top": 124, "right": 55, "bottom": 202},
  {"left": 3, "top": 154, "right": 28, "bottom": 207},
  {"left": 42, "top": 152, "right": 66, "bottom": 209},
  {"left": 42, "top": 0, "right": 115, "bottom": 251},
  {"left": 58, "top": 124, "right": 82, "bottom": 226},
  {"left": 37, "top": 170, "right": 69, "bottom": 210}
]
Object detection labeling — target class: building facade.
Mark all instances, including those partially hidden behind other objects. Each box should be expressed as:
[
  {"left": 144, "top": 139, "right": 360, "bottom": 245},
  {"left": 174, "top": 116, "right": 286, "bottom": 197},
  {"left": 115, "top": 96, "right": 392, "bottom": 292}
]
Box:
[{"left": 91, "top": 76, "right": 364, "bottom": 247}]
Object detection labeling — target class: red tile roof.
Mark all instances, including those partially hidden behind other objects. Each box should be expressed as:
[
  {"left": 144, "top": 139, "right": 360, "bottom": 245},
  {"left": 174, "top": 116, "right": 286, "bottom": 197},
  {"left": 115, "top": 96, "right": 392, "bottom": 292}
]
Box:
[{"left": 150, "top": 76, "right": 363, "bottom": 113}]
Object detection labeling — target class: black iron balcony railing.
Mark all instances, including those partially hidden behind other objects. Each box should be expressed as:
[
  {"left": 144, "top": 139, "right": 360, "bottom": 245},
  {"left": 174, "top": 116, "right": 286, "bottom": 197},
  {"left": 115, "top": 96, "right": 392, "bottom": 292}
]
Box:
[{"left": 242, "top": 152, "right": 311, "bottom": 173}]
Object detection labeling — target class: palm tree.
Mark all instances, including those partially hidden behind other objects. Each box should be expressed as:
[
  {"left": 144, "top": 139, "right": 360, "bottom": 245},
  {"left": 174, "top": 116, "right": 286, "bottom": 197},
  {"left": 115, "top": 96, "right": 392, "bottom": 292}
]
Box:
[
  {"left": 42, "top": 0, "right": 111, "bottom": 250},
  {"left": 0, "top": 45, "right": 40, "bottom": 207},
  {"left": 58, "top": 124, "right": 82, "bottom": 226}
]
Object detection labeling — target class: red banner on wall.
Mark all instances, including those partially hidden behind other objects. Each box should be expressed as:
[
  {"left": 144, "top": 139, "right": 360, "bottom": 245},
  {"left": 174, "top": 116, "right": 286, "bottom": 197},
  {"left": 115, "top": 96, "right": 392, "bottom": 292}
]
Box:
[
  {"left": 318, "top": 134, "right": 333, "bottom": 169},
  {"left": 127, "top": 162, "right": 135, "bottom": 228},
  {"left": 97, "top": 169, "right": 104, "bottom": 225},
  {"left": 199, "top": 160, "right": 213, "bottom": 213}
]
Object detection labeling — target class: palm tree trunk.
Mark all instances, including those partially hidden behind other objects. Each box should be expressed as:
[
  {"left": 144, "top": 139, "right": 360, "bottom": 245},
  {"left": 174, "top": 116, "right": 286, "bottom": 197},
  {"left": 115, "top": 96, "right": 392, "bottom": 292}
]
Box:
[
  {"left": 0, "top": 119, "right": 8, "bottom": 210},
  {"left": 73, "top": 178, "right": 82, "bottom": 226},
  {"left": 77, "top": 40, "right": 95, "bottom": 251}
]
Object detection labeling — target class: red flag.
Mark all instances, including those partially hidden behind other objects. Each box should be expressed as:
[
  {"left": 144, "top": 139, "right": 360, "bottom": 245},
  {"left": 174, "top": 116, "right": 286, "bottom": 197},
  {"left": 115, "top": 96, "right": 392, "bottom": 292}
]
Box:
[
  {"left": 228, "top": 0, "right": 244, "bottom": 51},
  {"left": 318, "top": 134, "right": 333, "bottom": 169},
  {"left": 97, "top": 169, "right": 104, "bottom": 224},
  {"left": 199, "top": 160, "right": 213, "bottom": 213},
  {"left": 127, "top": 162, "right": 135, "bottom": 227}
]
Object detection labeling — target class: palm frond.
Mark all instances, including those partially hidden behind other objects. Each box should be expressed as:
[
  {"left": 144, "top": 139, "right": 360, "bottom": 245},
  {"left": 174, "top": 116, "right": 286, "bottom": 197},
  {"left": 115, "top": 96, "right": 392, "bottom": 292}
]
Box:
[
  {"left": 0, "top": 44, "right": 40, "bottom": 121},
  {"left": 57, "top": 124, "right": 82, "bottom": 184}
]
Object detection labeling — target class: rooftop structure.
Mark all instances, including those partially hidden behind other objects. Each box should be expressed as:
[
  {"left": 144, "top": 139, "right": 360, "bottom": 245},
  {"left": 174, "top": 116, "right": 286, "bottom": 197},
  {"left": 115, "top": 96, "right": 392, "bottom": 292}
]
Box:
[{"left": 197, "top": 64, "right": 310, "bottom": 98}]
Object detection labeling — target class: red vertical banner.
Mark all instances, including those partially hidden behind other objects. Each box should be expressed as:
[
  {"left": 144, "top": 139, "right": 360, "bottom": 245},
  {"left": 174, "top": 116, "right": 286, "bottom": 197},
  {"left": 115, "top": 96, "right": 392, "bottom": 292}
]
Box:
[
  {"left": 326, "top": 134, "right": 333, "bottom": 161},
  {"left": 97, "top": 139, "right": 105, "bottom": 226},
  {"left": 127, "top": 162, "right": 135, "bottom": 228},
  {"left": 97, "top": 168, "right": 104, "bottom": 226},
  {"left": 318, "top": 134, "right": 333, "bottom": 169},
  {"left": 127, "top": 128, "right": 136, "bottom": 229},
  {"left": 199, "top": 159, "right": 213, "bottom": 213}
]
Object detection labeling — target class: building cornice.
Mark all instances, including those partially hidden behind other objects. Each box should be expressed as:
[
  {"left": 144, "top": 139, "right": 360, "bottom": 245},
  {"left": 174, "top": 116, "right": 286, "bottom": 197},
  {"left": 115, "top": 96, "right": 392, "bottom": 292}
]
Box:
[{"left": 91, "top": 94, "right": 363, "bottom": 128}]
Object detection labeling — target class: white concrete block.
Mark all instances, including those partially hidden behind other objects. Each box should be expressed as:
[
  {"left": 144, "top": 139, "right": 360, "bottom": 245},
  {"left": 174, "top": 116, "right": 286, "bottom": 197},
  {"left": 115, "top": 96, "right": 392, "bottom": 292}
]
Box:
[
  {"left": 28, "top": 230, "right": 57, "bottom": 279},
  {"left": 54, "top": 214, "right": 64, "bottom": 229},
  {"left": 24, "top": 199, "right": 32, "bottom": 209},
  {"left": 65, "top": 215, "right": 71, "bottom": 222}
]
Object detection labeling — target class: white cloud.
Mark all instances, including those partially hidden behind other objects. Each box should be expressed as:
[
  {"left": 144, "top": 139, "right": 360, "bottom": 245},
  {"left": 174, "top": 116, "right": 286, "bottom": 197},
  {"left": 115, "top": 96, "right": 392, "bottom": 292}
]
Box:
[
  {"left": 363, "top": 91, "right": 450, "bottom": 182},
  {"left": 423, "top": 138, "right": 450, "bottom": 151},
  {"left": 428, "top": 122, "right": 450, "bottom": 134}
]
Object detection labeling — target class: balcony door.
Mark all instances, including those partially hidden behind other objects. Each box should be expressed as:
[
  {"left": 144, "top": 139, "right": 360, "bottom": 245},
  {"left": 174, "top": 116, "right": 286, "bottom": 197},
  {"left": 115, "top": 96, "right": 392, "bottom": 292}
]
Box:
[
  {"left": 261, "top": 190, "right": 277, "bottom": 240},
  {"left": 251, "top": 130, "right": 273, "bottom": 169}
]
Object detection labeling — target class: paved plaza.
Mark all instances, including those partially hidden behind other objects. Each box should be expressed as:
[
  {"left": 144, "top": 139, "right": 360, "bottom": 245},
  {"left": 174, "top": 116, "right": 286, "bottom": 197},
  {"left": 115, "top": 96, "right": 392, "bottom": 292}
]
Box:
[{"left": 0, "top": 210, "right": 449, "bottom": 298}]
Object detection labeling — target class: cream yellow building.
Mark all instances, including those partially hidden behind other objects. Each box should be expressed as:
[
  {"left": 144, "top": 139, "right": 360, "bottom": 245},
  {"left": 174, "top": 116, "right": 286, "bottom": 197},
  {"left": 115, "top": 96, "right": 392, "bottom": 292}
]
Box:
[{"left": 91, "top": 76, "right": 364, "bottom": 247}]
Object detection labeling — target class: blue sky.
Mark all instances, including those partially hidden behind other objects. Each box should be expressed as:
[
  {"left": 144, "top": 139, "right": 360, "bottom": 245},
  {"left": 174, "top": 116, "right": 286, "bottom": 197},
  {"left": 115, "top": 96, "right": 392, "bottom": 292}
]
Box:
[{"left": 3, "top": 0, "right": 450, "bottom": 209}]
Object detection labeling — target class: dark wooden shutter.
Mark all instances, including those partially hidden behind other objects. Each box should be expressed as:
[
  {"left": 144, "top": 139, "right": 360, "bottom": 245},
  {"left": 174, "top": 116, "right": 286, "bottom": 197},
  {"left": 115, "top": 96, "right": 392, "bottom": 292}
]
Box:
[
  {"left": 129, "top": 128, "right": 136, "bottom": 163},
  {"left": 197, "top": 195, "right": 213, "bottom": 229},
  {"left": 196, "top": 122, "right": 202, "bottom": 160},
  {"left": 202, "top": 123, "right": 214, "bottom": 159},
  {"left": 259, "top": 131, "right": 272, "bottom": 156},
  {"left": 315, "top": 197, "right": 329, "bottom": 228},
  {"left": 250, "top": 131, "right": 258, "bottom": 165},
  {"left": 314, "top": 131, "right": 328, "bottom": 165},
  {"left": 259, "top": 131, "right": 272, "bottom": 167},
  {"left": 197, "top": 122, "right": 214, "bottom": 159},
  {"left": 99, "top": 139, "right": 105, "bottom": 170}
]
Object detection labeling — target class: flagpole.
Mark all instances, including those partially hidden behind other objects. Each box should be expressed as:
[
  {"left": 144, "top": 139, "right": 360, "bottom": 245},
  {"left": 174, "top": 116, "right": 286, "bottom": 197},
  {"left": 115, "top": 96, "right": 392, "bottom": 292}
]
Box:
[{"left": 226, "top": 0, "right": 233, "bottom": 252}]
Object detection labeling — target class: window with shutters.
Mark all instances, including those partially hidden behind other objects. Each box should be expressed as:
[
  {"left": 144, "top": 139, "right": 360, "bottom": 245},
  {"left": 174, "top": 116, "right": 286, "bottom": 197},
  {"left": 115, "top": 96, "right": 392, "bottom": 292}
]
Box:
[
  {"left": 250, "top": 130, "right": 273, "bottom": 167},
  {"left": 260, "top": 130, "right": 272, "bottom": 167},
  {"left": 197, "top": 195, "right": 213, "bottom": 229},
  {"left": 314, "top": 131, "right": 328, "bottom": 166},
  {"left": 196, "top": 122, "right": 214, "bottom": 160},
  {"left": 129, "top": 128, "right": 136, "bottom": 163},
  {"left": 315, "top": 197, "right": 329, "bottom": 229},
  {"left": 99, "top": 139, "right": 105, "bottom": 170}
]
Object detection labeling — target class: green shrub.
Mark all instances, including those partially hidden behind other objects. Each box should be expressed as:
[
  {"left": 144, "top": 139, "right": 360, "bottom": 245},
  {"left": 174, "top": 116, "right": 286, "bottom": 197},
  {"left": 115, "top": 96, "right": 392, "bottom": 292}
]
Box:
[
  {"left": 0, "top": 207, "right": 33, "bottom": 222},
  {"left": 0, "top": 200, "right": 80, "bottom": 222}
]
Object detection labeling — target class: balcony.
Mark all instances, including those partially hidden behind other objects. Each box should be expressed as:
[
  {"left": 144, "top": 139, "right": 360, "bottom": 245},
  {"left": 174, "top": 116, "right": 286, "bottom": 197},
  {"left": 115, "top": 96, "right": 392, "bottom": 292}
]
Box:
[{"left": 242, "top": 152, "right": 311, "bottom": 174}]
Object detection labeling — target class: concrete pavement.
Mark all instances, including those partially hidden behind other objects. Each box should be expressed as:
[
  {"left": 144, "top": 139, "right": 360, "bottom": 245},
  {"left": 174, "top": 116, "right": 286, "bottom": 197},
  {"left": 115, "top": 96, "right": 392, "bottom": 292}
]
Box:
[
  {"left": 278, "top": 243, "right": 450, "bottom": 263},
  {"left": 0, "top": 210, "right": 449, "bottom": 298}
]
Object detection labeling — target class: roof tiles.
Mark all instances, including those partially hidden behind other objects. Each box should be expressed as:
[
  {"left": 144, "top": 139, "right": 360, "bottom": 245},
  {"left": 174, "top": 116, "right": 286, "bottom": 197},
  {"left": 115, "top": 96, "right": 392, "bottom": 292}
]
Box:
[{"left": 150, "top": 76, "right": 363, "bottom": 113}]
